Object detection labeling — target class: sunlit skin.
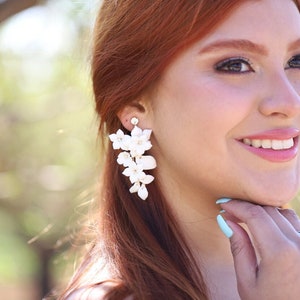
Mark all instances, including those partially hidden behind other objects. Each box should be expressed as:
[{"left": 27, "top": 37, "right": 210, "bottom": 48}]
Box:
[
  {"left": 147, "top": 0, "right": 300, "bottom": 210},
  {"left": 122, "top": 0, "right": 300, "bottom": 298}
]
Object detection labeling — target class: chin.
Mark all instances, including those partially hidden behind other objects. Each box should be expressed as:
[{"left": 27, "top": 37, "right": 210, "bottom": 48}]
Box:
[
  {"left": 242, "top": 188, "right": 298, "bottom": 208},
  {"left": 235, "top": 172, "right": 300, "bottom": 207}
]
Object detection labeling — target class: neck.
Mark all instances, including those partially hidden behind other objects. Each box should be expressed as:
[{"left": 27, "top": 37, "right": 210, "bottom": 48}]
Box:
[
  {"left": 171, "top": 197, "right": 233, "bottom": 262},
  {"left": 155, "top": 170, "right": 240, "bottom": 299},
  {"left": 157, "top": 171, "right": 236, "bottom": 268}
]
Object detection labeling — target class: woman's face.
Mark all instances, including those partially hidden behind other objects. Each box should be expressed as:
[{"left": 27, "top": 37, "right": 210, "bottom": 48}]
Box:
[{"left": 148, "top": 0, "right": 300, "bottom": 206}]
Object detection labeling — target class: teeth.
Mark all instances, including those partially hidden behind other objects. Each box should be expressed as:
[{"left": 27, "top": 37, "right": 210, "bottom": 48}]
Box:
[
  {"left": 272, "top": 140, "right": 283, "bottom": 150},
  {"left": 283, "top": 138, "right": 294, "bottom": 149},
  {"left": 261, "top": 139, "right": 272, "bottom": 149},
  {"left": 242, "top": 138, "right": 294, "bottom": 150},
  {"left": 251, "top": 139, "right": 261, "bottom": 148},
  {"left": 243, "top": 138, "right": 251, "bottom": 145}
]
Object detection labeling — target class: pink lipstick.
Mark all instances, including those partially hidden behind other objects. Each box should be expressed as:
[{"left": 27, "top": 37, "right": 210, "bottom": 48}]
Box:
[{"left": 238, "top": 128, "right": 299, "bottom": 162}]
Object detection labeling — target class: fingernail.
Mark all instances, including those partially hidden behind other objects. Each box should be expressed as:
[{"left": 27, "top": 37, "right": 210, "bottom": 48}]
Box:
[
  {"left": 217, "top": 214, "right": 233, "bottom": 238},
  {"left": 216, "top": 198, "right": 231, "bottom": 205}
]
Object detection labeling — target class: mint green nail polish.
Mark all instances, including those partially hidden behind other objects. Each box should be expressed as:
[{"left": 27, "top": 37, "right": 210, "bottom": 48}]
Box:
[
  {"left": 217, "top": 214, "right": 233, "bottom": 238},
  {"left": 216, "top": 198, "right": 231, "bottom": 205}
]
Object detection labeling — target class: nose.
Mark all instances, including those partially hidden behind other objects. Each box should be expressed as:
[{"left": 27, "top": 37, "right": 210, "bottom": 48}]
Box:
[{"left": 258, "top": 72, "right": 300, "bottom": 118}]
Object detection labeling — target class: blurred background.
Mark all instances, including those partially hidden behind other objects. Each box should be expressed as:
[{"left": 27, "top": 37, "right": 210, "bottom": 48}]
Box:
[
  {"left": 1, "top": 1, "right": 300, "bottom": 300},
  {"left": 0, "top": 0, "right": 100, "bottom": 299}
]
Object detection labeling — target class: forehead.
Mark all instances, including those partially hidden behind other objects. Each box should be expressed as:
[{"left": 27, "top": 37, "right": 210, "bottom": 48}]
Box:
[{"left": 204, "top": 0, "right": 300, "bottom": 40}]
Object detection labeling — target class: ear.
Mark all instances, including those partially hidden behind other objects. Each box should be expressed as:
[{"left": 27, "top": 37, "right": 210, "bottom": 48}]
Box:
[{"left": 117, "top": 99, "right": 152, "bottom": 131}]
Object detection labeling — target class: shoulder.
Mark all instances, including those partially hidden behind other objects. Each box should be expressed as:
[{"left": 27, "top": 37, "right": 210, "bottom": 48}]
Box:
[{"left": 65, "top": 282, "right": 134, "bottom": 300}]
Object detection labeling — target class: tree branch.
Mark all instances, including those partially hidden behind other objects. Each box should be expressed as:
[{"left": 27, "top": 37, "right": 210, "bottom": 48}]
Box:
[{"left": 0, "top": 0, "right": 45, "bottom": 23}]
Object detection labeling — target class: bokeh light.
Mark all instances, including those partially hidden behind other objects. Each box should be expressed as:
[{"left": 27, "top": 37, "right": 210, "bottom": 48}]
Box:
[{"left": 0, "top": 1, "right": 100, "bottom": 299}]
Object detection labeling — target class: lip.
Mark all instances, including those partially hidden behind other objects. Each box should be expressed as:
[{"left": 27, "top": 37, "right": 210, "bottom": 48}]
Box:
[{"left": 237, "top": 128, "right": 300, "bottom": 162}]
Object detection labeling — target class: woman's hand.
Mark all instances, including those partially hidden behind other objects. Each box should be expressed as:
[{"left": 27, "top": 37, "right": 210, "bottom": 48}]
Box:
[{"left": 219, "top": 200, "right": 300, "bottom": 300}]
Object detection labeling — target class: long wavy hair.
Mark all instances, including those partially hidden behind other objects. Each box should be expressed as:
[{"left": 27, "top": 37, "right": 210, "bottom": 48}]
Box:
[{"left": 59, "top": 0, "right": 300, "bottom": 299}]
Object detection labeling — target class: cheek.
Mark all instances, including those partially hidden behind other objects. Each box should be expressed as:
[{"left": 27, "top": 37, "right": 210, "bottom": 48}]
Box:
[
  {"left": 288, "top": 71, "right": 300, "bottom": 94},
  {"left": 151, "top": 71, "right": 260, "bottom": 152},
  {"left": 187, "top": 79, "right": 257, "bottom": 133},
  {"left": 151, "top": 80, "right": 252, "bottom": 163}
]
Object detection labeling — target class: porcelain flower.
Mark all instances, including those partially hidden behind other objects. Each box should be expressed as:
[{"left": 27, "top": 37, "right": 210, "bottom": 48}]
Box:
[
  {"left": 109, "top": 118, "right": 156, "bottom": 200},
  {"left": 136, "top": 156, "right": 157, "bottom": 170},
  {"left": 122, "top": 161, "right": 146, "bottom": 184},
  {"left": 129, "top": 183, "right": 149, "bottom": 200},
  {"left": 129, "top": 175, "right": 154, "bottom": 200},
  {"left": 109, "top": 129, "right": 130, "bottom": 150},
  {"left": 129, "top": 129, "right": 152, "bottom": 157},
  {"left": 117, "top": 151, "right": 133, "bottom": 167}
]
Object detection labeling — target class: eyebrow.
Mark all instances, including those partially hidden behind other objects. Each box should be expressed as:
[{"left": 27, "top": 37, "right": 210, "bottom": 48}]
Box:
[
  {"left": 198, "top": 39, "right": 268, "bottom": 56},
  {"left": 288, "top": 38, "right": 300, "bottom": 52}
]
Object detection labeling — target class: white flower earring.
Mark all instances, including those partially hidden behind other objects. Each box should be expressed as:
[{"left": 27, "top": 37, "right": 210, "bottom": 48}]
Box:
[{"left": 109, "top": 117, "right": 157, "bottom": 200}]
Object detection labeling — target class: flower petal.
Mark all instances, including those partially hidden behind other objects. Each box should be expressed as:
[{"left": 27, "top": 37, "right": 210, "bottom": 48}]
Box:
[
  {"left": 136, "top": 156, "right": 157, "bottom": 170},
  {"left": 120, "top": 135, "right": 131, "bottom": 151},
  {"left": 131, "top": 126, "right": 142, "bottom": 137},
  {"left": 129, "top": 182, "right": 140, "bottom": 193},
  {"left": 142, "top": 129, "right": 152, "bottom": 140},
  {"left": 129, "top": 174, "right": 139, "bottom": 184},
  {"left": 122, "top": 167, "right": 132, "bottom": 177},
  {"left": 108, "top": 133, "right": 116, "bottom": 142},
  {"left": 130, "top": 170, "right": 145, "bottom": 184},
  {"left": 117, "top": 152, "right": 133, "bottom": 166},
  {"left": 138, "top": 184, "right": 148, "bottom": 200},
  {"left": 116, "top": 129, "right": 124, "bottom": 136},
  {"left": 140, "top": 174, "right": 154, "bottom": 185},
  {"left": 143, "top": 141, "right": 152, "bottom": 151}
]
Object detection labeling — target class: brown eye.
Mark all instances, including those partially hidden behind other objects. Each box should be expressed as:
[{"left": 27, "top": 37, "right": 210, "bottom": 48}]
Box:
[
  {"left": 215, "top": 57, "right": 253, "bottom": 73},
  {"left": 288, "top": 55, "right": 300, "bottom": 68}
]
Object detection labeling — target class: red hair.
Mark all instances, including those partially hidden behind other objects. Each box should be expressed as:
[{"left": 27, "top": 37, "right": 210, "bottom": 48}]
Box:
[{"left": 59, "top": 0, "right": 300, "bottom": 299}]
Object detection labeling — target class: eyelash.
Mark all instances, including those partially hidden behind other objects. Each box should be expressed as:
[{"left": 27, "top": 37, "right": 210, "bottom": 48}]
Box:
[
  {"left": 214, "top": 54, "right": 300, "bottom": 74},
  {"left": 287, "top": 55, "right": 300, "bottom": 69},
  {"left": 215, "top": 57, "right": 253, "bottom": 74}
]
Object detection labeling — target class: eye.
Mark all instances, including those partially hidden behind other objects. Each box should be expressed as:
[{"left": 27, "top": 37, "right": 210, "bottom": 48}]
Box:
[
  {"left": 215, "top": 57, "right": 254, "bottom": 74},
  {"left": 287, "top": 55, "right": 300, "bottom": 69}
]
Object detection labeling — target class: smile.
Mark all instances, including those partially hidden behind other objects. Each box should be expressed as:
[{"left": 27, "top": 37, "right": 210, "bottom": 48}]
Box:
[
  {"left": 238, "top": 128, "right": 300, "bottom": 162},
  {"left": 242, "top": 138, "right": 294, "bottom": 150}
]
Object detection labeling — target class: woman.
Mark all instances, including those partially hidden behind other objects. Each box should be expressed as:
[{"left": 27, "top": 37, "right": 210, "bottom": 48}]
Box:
[{"left": 60, "top": 0, "right": 300, "bottom": 299}]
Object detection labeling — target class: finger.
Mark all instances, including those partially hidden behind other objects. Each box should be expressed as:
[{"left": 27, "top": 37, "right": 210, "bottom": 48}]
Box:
[
  {"left": 278, "top": 208, "right": 300, "bottom": 232},
  {"left": 226, "top": 220, "right": 257, "bottom": 293},
  {"left": 264, "top": 206, "right": 300, "bottom": 240},
  {"left": 220, "top": 200, "right": 289, "bottom": 258},
  {"left": 221, "top": 210, "right": 241, "bottom": 224}
]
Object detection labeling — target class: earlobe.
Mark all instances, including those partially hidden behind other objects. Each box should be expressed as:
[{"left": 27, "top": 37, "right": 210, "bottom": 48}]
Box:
[{"left": 117, "top": 101, "right": 150, "bottom": 131}]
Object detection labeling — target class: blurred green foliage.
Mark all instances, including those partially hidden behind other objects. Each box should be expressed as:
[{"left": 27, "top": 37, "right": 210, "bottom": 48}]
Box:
[{"left": 0, "top": 1, "right": 100, "bottom": 299}]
